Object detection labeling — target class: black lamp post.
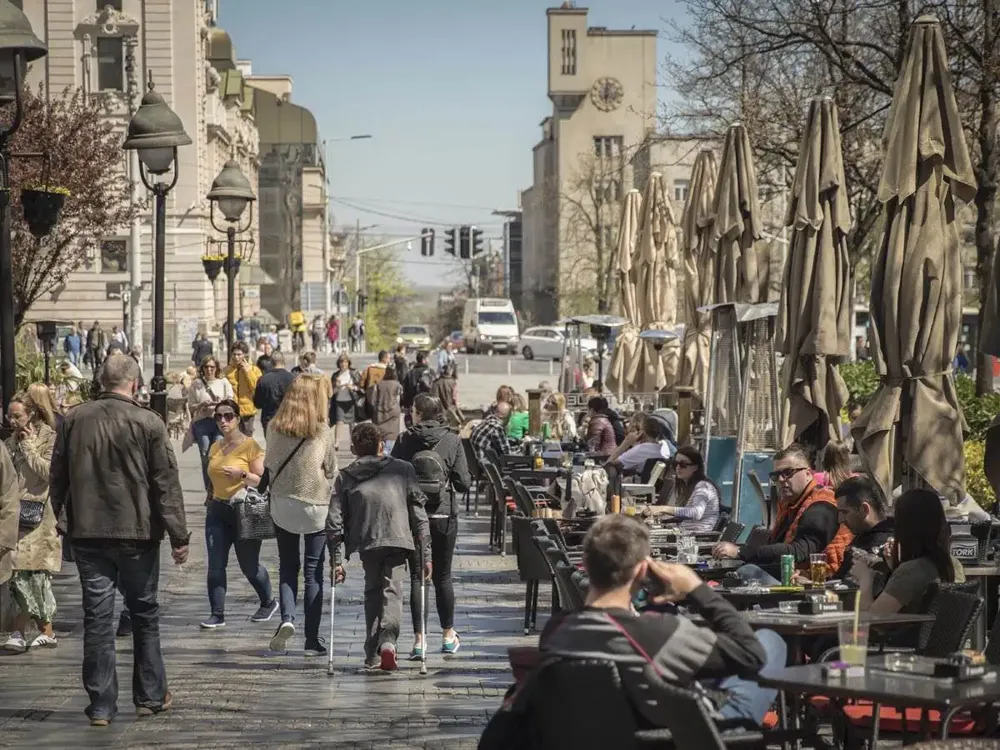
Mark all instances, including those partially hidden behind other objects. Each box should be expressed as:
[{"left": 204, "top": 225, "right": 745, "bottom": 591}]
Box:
[
  {"left": 207, "top": 159, "right": 254, "bottom": 353},
  {"left": 122, "top": 74, "right": 191, "bottom": 423},
  {"left": 0, "top": 0, "right": 46, "bottom": 421}
]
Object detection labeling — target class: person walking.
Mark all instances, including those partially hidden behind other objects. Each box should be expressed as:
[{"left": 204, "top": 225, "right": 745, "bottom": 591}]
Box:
[
  {"left": 63, "top": 326, "right": 82, "bottom": 367},
  {"left": 430, "top": 362, "right": 462, "bottom": 427},
  {"left": 186, "top": 356, "right": 233, "bottom": 496},
  {"left": 191, "top": 333, "right": 213, "bottom": 368},
  {"left": 48, "top": 354, "right": 190, "bottom": 727},
  {"left": 1, "top": 390, "right": 60, "bottom": 652},
  {"left": 201, "top": 398, "right": 277, "bottom": 629},
  {"left": 329, "top": 354, "right": 362, "bottom": 451},
  {"left": 311, "top": 314, "right": 325, "bottom": 353},
  {"left": 326, "top": 317, "right": 340, "bottom": 354},
  {"left": 391, "top": 394, "right": 470, "bottom": 658},
  {"left": 85, "top": 321, "right": 106, "bottom": 371},
  {"left": 261, "top": 375, "right": 338, "bottom": 655},
  {"left": 370, "top": 365, "right": 402, "bottom": 453},
  {"left": 252, "top": 349, "right": 295, "bottom": 436},
  {"left": 224, "top": 341, "right": 263, "bottom": 436},
  {"left": 326, "top": 423, "right": 430, "bottom": 671}
]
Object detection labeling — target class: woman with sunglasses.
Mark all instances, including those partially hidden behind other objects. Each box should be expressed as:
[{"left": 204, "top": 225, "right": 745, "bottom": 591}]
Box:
[
  {"left": 643, "top": 446, "right": 720, "bottom": 533},
  {"left": 187, "top": 356, "right": 234, "bottom": 496},
  {"left": 202, "top": 399, "right": 276, "bottom": 629}
]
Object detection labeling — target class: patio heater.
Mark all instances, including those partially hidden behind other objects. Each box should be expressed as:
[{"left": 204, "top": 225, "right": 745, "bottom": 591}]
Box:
[
  {"left": 638, "top": 327, "right": 685, "bottom": 412},
  {"left": 701, "top": 302, "right": 781, "bottom": 532},
  {"left": 557, "top": 314, "right": 628, "bottom": 397}
]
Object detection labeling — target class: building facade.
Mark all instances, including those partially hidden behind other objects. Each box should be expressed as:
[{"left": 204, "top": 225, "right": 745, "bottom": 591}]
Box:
[
  {"left": 19, "top": 0, "right": 260, "bottom": 352},
  {"left": 244, "top": 70, "right": 331, "bottom": 325}
]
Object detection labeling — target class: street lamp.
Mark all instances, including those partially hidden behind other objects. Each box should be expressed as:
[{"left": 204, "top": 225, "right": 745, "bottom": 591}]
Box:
[
  {"left": 123, "top": 73, "right": 192, "bottom": 423},
  {"left": 207, "top": 158, "right": 255, "bottom": 352},
  {"left": 0, "top": 0, "right": 46, "bottom": 421}
]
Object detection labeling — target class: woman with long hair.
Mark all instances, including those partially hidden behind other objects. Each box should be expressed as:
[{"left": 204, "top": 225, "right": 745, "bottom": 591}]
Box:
[
  {"left": 506, "top": 393, "right": 530, "bottom": 440},
  {"left": 853, "top": 488, "right": 964, "bottom": 614},
  {"left": 201, "top": 399, "right": 276, "bottom": 629},
  {"left": 330, "top": 354, "right": 361, "bottom": 450},
  {"left": 541, "top": 392, "right": 577, "bottom": 440},
  {"left": 1, "top": 389, "right": 60, "bottom": 652},
  {"left": 431, "top": 362, "right": 462, "bottom": 426},
  {"left": 187, "top": 356, "right": 234, "bottom": 494},
  {"left": 643, "top": 446, "right": 720, "bottom": 533},
  {"left": 371, "top": 365, "right": 403, "bottom": 454},
  {"left": 814, "top": 440, "right": 853, "bottom": 490},
  {"left": 260, "top": 375, "right": 338, "bottom": 655}
]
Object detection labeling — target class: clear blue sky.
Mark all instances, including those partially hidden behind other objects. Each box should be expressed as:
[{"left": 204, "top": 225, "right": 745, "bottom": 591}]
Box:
[{"left": 218, "top": 1, "right": 685, "bottom": 288}]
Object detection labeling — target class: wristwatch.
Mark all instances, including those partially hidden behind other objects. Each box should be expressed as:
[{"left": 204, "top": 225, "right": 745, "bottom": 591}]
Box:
[{"left": 240, "top": 471, "right": 248, "bottom": 481}]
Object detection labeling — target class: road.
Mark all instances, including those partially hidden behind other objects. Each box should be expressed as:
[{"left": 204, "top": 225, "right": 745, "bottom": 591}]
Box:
[{"left": 0, "top": 434, "right": 534, "bottom": 749}]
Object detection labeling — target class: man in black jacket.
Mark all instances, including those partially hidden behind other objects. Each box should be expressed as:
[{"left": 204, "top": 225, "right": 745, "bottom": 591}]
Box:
[
  {"left": 50, "top": 353, "right": 190, "bottom": 727},
  {"left": 541, "top": 515, "right": 785, "bottom": 727},
  {"left": 252, "top": 349, "right": 296, "bottom": 435},
  {"left": 833, "top": 475, "right": 893, "bottom": 583},
  {"left": 391, "top": 394, "right": 471, "bottom": 657},
  {"left": 402, "top": 351, "right": 433, "bottom": 412}
]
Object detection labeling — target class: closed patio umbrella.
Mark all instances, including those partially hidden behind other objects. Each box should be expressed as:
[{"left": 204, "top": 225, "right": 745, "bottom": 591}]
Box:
[
  {"left": 606, "top": 190, "right": 643, "bottom": 396},
  {"left": 777, "top": 98, "right": 852, "bottom": 448},
  {"left": 712, "top": 123, "right": 765, "bottom": 304},
  {"left": 679, "top": 149, "right": 718, "bottom": 400},
  {"left": 851, "top": 16, "right": 976, "bottom": 502}
]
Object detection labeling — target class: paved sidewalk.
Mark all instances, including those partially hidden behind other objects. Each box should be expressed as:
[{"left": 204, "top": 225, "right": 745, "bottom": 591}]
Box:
[{"left": 0, "top": 440, "right": 537, "bottom": 749}]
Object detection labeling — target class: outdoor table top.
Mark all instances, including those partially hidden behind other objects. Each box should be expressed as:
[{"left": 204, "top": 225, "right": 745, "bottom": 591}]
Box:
[
  {"left": 676, "top": 559, "right": 743, "bottom": 580},
  {"left": 739, "top": 610, "right": 933, "bottom": 635},
  {"left": 755, "top": 657, "right": 1000, "bottom": 710},
  {"left": 959, "top": 563, "right": 1000, "bottom": 577},
  {"left": 715, "top": 585, "right": 859, "bottom": 610}
]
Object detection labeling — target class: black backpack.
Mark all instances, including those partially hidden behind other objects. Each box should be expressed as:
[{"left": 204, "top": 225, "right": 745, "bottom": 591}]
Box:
[
  {"left": 412, "top": 449, "right": 449, "bottom": 502},
  {"left": 417, "top": 367, "right": 436, "bottom": 395},
  {"left": 607, "top": 410, "right": 626, "bottom": 445}
]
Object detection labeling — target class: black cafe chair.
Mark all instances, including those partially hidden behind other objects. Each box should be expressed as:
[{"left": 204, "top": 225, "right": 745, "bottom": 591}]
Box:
[
  {"left": 511, "top": 516, "right": 551, "bottom": 635},
  {"left": 461, "top": 437, "right": 485, "bottom": 515}
]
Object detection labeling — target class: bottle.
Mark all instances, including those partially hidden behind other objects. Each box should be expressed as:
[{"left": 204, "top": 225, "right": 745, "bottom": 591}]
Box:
[{"left": 610, "top": 494, "right": 621, "bottom": 514}]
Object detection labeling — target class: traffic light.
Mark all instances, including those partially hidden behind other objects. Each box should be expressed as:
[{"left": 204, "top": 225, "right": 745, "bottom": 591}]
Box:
[
  {"left": 459, "top": 225, "right": 471, "bottom": 260},
  {"left": 444, "top": 227, "right": 457, "bottom": 256},
  {"left": 471, "top": 226, "right": 484, "bottom": 256},
  {"left": 420, "top": 227, "right": 434, "bottom": 256}
]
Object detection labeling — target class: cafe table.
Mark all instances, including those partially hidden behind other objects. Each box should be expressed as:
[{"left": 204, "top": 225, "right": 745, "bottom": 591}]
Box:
[
  {"left": 715, "top": 584, "right": 859, "bottom": 612},
  {"left": 755, "top": 655, "right": 1000, "bottom": 747}
]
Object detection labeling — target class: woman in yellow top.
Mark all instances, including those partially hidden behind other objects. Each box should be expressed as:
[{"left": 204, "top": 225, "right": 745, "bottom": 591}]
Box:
[{"left": 201, "top": 398, "right": 276, "bottom": 629}]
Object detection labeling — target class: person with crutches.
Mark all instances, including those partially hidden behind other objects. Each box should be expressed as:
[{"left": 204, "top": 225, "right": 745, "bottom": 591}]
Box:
[{"left": 326, "top": 423, "right": 431, "bottom": 672}]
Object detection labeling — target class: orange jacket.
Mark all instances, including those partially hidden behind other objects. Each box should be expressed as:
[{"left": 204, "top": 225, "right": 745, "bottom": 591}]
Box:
[{"left": 771, "top": 480, "right": 854, "bottom": 572}]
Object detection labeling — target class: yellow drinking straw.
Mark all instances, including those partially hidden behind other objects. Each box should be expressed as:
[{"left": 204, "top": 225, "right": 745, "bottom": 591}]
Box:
[{"left": 852, "top": 589, "right": 861, "bottom": 642}]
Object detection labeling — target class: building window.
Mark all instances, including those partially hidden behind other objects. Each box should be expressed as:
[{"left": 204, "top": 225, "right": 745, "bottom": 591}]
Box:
[
  {"left": 561, "top": 29, "right": 577, "bottom": 75},
  {"left": 597, "top": 178, "right": 622, "bottom": 204},
  {"left": 96, "top": 37, "right": 124, "bottom": 91},
  {"left": 593, "top": 135, "right": 624, "bottom": 161},
  {"left": 99, "top": 0, "right": 124, "bottom": 10},
  {"left": 100, "top": 240, "right": 127, "bottom": 273},
  {"left": 674, "top": 179, "right": 690, "bottom": 203}
]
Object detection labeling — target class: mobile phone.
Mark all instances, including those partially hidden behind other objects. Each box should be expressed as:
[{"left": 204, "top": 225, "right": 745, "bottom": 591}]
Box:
[{"left": 643, "top": 573, "right": 668, "bottom": 598}]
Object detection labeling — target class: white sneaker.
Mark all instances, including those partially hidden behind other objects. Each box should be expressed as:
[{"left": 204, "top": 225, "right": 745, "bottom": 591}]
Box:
[
  {"left": 268, "top": 621, "right": 295, "bottom": 652},
  {"left": 2, "top": 631, "right": 27, "bottom": 653},
  {"left": 28, "top": 633, "right": 57, "bottom": 649}
]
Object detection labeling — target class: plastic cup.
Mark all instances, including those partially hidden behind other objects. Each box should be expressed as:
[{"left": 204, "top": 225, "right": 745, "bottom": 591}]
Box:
[{"left": 837, "top": 622, "right": 869, "bottom": 666}]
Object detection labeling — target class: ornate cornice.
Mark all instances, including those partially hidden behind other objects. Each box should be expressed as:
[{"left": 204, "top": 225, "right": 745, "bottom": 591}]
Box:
[{"left": 75, "top": 6, "right": 140, "bottom": 40}]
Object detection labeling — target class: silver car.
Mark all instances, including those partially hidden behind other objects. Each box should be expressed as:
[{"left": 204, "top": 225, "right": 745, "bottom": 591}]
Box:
[{"left": 518, "top": 326, "right": 600, "bottom": 361}]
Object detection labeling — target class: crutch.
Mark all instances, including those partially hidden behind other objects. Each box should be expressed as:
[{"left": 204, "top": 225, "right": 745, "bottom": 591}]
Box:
[
  {"left": 327, "top": 564, "right": 337, "bottom": 677},
  {"left": 419, "top": 541, "right": 429, "bottom": 676}
]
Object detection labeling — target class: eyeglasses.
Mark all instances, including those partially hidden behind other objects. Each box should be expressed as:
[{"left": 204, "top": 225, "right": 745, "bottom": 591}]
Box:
[
  {"left": 674, "top": 460, "right": 694, "bottom": 469},
  {"left": 215, "top": 412, "right": 237, "bottom": 423},
  {"left": 769, "top": 467, "right": 809, "bottom": 482}
]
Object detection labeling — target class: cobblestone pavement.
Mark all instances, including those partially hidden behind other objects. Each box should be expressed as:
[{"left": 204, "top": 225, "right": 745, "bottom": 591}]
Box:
[{"left": 0, "top": 441, "right": 537, "bottom": 749}]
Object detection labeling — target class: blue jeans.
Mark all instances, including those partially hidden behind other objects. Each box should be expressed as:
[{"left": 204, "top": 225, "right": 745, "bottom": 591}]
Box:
[
  {"left": 74, "top": 541, "right": 167, "bottom": 721},
  {"left": 715, "top": 629, "right": 787, "bottom": 725},
  {"left": 191, "top": 417, "right": 220, "bottom": 492},
  {"left": 736, "top": 564, "right": 781, "bottom": 587},
  {"left": 275, "top": 527, "right": 326, "bottom": 643},
  {"left": 205, "top": 500, "right": 273, "bottom": 618}
]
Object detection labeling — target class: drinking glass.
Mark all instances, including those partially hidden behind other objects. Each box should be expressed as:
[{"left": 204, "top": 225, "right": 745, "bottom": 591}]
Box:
[
  {"left": 837, "top": 622, "right": 869, "bottom": 667},
  {"left": 809, "top": 553, "right": 828, "bottom": 585}
]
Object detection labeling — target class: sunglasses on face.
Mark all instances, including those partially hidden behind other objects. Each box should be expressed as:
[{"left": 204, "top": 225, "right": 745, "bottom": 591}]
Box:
[
  {"left": 769, "top": 467, "right": 809, "bottom": 482},
  {"left": 674, "top": 460, "right": 694, "bottom": 469},
  {"left": 215, "top": 412, "right": 237, "bottom": 423}
]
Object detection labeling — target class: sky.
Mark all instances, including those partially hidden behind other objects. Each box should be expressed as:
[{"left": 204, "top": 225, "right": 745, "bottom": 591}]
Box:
[{"left": 218, "top": 1, "right": 687, "bottom": 288}]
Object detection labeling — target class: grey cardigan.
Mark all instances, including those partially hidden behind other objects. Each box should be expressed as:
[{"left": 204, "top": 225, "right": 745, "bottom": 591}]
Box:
[{"left": 263, "top": 426, "right": 338, "bottom": 505}]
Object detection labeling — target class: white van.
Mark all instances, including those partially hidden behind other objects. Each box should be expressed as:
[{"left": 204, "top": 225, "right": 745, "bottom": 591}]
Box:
[{"left": 462, "top": 298, "right": 519, "bottom": 354}]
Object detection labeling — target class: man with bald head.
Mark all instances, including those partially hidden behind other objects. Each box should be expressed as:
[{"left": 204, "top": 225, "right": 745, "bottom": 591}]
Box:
[{"left": 470, "top": 401, "right": 512, "bottom": 460}]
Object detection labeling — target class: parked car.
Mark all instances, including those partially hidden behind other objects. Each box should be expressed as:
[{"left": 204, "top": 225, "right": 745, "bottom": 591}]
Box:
[
  {"left": 397, "top": 324, "right": 432, "bottom": 351},
  {"left": 449, "top": 330, "right": 465, "bottom": 351},
  {"left": 517, "top": 326, "right": 600, "bottom": 361}
]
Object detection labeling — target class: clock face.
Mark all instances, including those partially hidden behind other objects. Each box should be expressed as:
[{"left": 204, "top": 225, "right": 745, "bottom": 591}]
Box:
[{"left": 591, "top": 77, "right": 624, "bottom": 112}]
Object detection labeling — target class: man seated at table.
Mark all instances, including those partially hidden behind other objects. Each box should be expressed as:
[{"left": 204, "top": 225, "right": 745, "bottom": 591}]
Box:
[
  {"left": 607, "top": 412, "right": 676, "bottom": 479},
  {"left": 711, "top": 444, "right": 853, "bottom": 584},
  {"left": 830, "top": 476, "right": 894, "bottom": 586},
  {"left": 470, "top": 401, "right": 512, "bottom": 460},
  {"left": 541, "top": 515, "right": 787, "bottom": 727}
]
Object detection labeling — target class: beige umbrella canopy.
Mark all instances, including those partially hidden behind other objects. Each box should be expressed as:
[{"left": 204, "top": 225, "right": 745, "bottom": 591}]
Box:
[
  {"left": 606, "top": 189, "right": 643, "bottom": 396},
  {"left": 851, "top": 16, "right": 976, "bottom": 502},
  {"left": 679, "top": 149, "right": 718, "bottom": 399},
  {"left": 713, "top": 123, "right": 765, "bottom": 304},
  {"left": 634, "top": 172, "right": 681, "bottom": 393},
  {"left": 777, "top": 98, "right": 852, "bottom": 448}
]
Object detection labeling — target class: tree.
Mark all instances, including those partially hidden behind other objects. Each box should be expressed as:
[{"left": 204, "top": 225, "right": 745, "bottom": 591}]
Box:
[
  {"left": 10, "top": 85, "right": 139, "bottom": 327},
  {"left": 670, "top": 0, "right": 1000, "bottom": 393},
  {"left": 357, "top": 244, "right": 412, "bottom": 351}
]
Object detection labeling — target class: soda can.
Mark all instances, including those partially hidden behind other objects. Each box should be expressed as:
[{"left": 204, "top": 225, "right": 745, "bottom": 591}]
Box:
[{"left": 781, "top": 555, "right": 794, "bottom": 586}]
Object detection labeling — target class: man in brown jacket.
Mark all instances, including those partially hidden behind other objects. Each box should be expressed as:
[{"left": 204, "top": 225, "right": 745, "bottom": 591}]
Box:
[{"left": 50, "top": 354, "right": 190, "bottom": 727}]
